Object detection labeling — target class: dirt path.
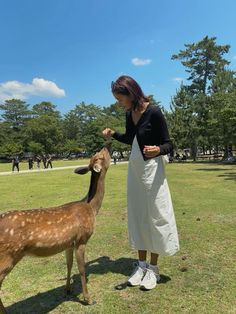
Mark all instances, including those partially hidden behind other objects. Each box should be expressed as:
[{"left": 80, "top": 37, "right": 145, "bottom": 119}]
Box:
[{"left": 0, "top": 161, "right": 127, "bottom": 176}]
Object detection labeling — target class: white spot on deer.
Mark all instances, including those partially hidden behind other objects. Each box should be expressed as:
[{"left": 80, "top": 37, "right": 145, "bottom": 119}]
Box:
[
  {"left": 21, "top": 221, "right": 25, "bottom": 227},
  {"left": 29, "top": 236, "right": 33, "bottom": 240},
  {"left": 13, "top": 215, "right": 18, "bottom": 221},
  {"left": 10, "top": 229, "right": 14, "bottom": 236},
  {"left": 47, "top": 221, "right": 52, "bottom": 225},
  {"left": 5, "top": 228, "right": 9, "bottom": 233}
]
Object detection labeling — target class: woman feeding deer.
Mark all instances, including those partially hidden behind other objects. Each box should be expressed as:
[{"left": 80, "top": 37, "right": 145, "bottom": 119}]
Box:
[{"left": 102, "top": 75, "right": 179, "bottom": 290}]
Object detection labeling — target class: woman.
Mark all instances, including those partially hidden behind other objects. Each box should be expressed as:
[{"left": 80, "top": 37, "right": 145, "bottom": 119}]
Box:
[{"left": 102, "top": 75, "right": 179, "bottom": 290}]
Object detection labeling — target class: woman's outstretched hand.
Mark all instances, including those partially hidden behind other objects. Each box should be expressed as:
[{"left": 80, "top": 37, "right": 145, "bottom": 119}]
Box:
[
  {"left": 143, "top": 145, "right": 160, "bottom": 158},
  {"left": 102, "top": 128, "right": 115, "bottom": 139}
]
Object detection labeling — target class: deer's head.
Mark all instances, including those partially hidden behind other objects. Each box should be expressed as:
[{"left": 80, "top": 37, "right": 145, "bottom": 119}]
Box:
[{"left": 74, "top": 147, "right": 111, "bottom": 175}]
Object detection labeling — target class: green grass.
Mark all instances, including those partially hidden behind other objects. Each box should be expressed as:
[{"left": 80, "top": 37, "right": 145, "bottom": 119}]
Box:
[{"left": 0, "top": 162, "right": 235, "bottom": 313}]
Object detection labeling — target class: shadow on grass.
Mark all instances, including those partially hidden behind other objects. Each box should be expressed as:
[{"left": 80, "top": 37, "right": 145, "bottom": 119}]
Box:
[
  {"left": 6, "top": 256, "right": 171, "bottom": 314},
  {"left": 217, "top": 172, "right": 236, "bottom": 181},
  {"left": 195, "top": 167, "right": 232, "bottom": 171},
  {"left": 195, "top": 167, "right": 236, "bottom": 181}
]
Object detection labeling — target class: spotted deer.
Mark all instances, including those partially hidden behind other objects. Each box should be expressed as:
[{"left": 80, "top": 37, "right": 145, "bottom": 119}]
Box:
[{"left": 0, "top": 146, "right": 111, "bottom": 313}]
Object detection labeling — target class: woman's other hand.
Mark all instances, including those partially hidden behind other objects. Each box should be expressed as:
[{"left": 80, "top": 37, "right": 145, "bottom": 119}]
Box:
[
  {"left": 143, "top": 145, "right": 160, "bottom": 158},
  {"left": 102, "top": 128, "right": 115, "bottom": 139}
]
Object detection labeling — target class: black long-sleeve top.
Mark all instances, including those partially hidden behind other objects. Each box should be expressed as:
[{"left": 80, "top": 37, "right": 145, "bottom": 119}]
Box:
[{"left": 112, "top": 105, "right": 173, "bottom": 160}]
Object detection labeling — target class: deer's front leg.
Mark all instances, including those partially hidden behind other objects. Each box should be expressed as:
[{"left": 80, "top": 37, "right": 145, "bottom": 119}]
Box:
[
  {"left": 75, "top": 244, "right": 95, "bottom": 305},
  {"left": 65, "top": 248, "right": 74, "bottom": 294}
]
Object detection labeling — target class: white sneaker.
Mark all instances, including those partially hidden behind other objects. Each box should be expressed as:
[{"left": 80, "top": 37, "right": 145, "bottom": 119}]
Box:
[
  {"left": 140, "top": 267, "right": 160, "bottom": 290},
  {"left": 127, "top": 263, "right": 145, "bottom": 286}
]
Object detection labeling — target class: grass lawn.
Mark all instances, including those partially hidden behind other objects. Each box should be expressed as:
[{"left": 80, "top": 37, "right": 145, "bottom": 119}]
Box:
[{"left": 0, "top": 162, "right": 235, "bottom": 313}]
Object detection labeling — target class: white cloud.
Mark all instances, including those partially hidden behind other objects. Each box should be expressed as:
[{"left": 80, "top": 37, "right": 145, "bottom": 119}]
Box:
[
  {"left": 173, "top": 77, "right": 185, "bottom": 82},
  {"left": 131, "top": 57, "right": 152, "bottom": 66},
  {"left": 0, "top": 78, "right": 65, "bottom": 102}
]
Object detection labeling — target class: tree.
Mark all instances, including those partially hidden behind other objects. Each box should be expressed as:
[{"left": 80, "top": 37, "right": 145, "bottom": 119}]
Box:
[
  {"left": 26, "top": 115, "right": 63, "bottom": 154},
  {"left": 27, "top": 141, "right": 44, "bottom": 155},
  {"left": 169, "top": 84, "right": 200, "bottom": 160},
  {"left": 0, "top": 99, "right": 31, "bottom": 130},
  {"left": 0, "top": 142, "right": 23, "bottom": 158},
  {"left": 171, "top": 36, "right": 233, "bottom": 159},
  {"left": 103, "top": 102, "right": 130, "bottom": 156},
  {"left": 62, "top": 139, "right": 84, "bottom": 157},
  {"left": 63, "top": 102, "right": 105, "bottom": 153},
  {"left": 172, "top": 36, "right": 230, "bottom": 95},
  {"left": 209, "top": 92, "right": 236, "bottom": 158},
  {"left": 32, "top": 101, "right": 61, "bottom": 118},
  {"left": 0, "top": 122, "right": 11, "bottom": 147},
  {"left": 0, "top": 99, "right": 32, "bottom": 155}
]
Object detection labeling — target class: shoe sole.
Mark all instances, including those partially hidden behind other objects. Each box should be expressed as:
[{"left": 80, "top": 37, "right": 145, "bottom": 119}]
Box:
[
  {"left": 140, "top": 285, "right": 156, "bottom": 291},
  {"left": 127, "top": 281, "right": 141, "bottom": 287}
]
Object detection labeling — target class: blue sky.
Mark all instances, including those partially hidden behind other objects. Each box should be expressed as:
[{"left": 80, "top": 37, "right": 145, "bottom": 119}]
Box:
[{"left": 0, "top": 0, "right": 236, "bottom": 114}]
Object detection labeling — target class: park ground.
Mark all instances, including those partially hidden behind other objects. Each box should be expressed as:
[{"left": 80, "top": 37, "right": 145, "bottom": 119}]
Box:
[{"left": 0, "top": 161, "right": 235, "bottom": 313}]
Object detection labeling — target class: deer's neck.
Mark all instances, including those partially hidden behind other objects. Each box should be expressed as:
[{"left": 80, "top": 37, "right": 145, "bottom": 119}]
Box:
[{"left": 87, "top": 171, "right": 106, "bottom": 214}]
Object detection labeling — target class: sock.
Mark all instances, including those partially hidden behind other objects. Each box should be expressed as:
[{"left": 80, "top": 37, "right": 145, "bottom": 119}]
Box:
[
  {"left": 149, "top": 264, "right": 158, "bottom": 273},
  {"left": 138, "top": 260, "right": 147, "bottom": 269}
]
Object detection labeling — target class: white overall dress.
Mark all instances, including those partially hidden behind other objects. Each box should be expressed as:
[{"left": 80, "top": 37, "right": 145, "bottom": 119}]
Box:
[{"left": 127, "top": 136, "right": 179, "bottom": 256}]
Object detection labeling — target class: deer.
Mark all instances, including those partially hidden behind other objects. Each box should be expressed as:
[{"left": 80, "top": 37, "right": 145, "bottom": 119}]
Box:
[{"left": 0, "top": 146, "right": 111, "bottom": 313}]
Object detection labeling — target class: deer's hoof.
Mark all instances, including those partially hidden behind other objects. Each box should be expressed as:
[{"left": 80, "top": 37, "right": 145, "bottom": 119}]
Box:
[{"left": 82, "top": 299, "right": 97, "bottom": 306}]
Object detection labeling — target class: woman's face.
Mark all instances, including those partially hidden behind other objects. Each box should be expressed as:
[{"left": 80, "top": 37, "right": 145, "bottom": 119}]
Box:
[{"left": 113, "top": 92, "right": 133, "bottom": 110}]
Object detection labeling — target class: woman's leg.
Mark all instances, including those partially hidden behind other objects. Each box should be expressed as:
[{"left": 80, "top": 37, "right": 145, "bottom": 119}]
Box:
[
  {"left": 138, "top": 250, "right": 147, "bottom": 262},
  {"left": 150, "top": 253, "right": 159, "bottom": 265},
  {"left": 139, "top": 253, "right": 160, "bottom": 289},
  {"left": 128, "top": 251, "right": 147, "bottom": 286}
]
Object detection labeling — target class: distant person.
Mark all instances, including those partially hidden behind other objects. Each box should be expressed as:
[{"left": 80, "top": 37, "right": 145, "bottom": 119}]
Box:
[
  {"left": 46, "top": 154, "right": 53, "bottom": 168},
  {"left": 42, "top": 155, "right": 47, "bottom": 168},
  {"left": 175, "top": 153, "right": 180, "bottom": 160},
  {"left": 28, "top": 157, "right": 34, "bottom": 170},
  {"left": 12, "top": 156, "right": 20, "bottom": 172},
  {"left": 168, "top": 155, "right": 174, "bottom": 163},
  {"left": 35, "top": 155, "right": 41, "bottom": 169},
  {"left": 113, "top": 156, "right": 117, "bottom": 165}
]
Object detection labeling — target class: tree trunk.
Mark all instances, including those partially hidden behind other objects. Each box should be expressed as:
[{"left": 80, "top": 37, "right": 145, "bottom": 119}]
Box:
[
  {"left": 223, "top": 145, "right": 229, "bottom": 159},
  {"left": 191, "top": 143, "right": 198, "bottom": 161}
]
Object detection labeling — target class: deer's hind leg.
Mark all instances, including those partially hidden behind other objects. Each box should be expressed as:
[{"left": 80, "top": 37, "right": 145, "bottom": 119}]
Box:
[{"left": 75, "top": 243, "right": 95, "bottom": 305}]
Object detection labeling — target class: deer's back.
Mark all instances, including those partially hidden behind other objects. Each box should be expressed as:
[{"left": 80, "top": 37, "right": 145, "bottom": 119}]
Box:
[{"left": 0, "top": 202, "right": 95, "bottom": 258}]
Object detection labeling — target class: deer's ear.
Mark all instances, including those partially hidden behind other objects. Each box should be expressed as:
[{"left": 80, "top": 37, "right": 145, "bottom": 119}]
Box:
[{"left": 74, "top": 166, "right": 90, "bottom": 175}]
